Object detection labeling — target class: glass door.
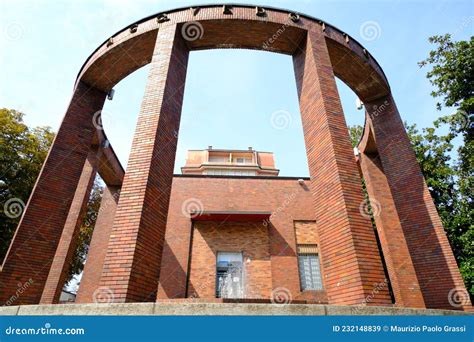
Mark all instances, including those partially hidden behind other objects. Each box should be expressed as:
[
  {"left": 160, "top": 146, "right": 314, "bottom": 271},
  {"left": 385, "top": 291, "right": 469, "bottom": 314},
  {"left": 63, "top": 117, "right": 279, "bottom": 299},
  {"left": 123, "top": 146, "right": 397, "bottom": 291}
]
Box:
[{"left": 216, "top": 252, "right": 243, "bottom": 298}]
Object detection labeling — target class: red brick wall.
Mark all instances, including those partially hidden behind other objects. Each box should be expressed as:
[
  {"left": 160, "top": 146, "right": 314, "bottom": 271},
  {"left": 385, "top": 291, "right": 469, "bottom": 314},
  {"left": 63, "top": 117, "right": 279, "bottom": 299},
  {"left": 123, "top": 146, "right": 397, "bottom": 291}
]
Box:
[
  {"left": 293, "top": 29, "right": 391, "bottom": 305},
  {"left": 157, "top": 175, "right": 327, "bottom": 303},
  {"left": 293, "top": 221, "right": 327, "bottom": 302},
  {"left": 188, "top": 221, "right": 272, "bottom": 299},
  {"left": 76, "top": 186, "right": 120, "bottom": 303},
  {"left": 40, "top": 150, "right": 98, "bottom": 304},
  {"left": 99, "top": 24, "right": 189, "bottom": 302}
]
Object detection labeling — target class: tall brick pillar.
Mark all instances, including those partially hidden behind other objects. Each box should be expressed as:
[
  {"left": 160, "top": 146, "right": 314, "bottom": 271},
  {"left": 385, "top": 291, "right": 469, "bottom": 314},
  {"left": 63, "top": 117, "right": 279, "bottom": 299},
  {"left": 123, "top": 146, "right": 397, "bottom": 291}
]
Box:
[
  {"left": 99, "top": 24, "right": 189, "bottom": 302},
  {"left": 40, "top": 149, "right": 98, "bottom": 304},
  {"left": 76, "top": 185, "right": 120, "bottom": 303},
  {"left": 364, "top": 95, "right": 472, "bottom": 310},
  {"left": 293, "top": 29, "right": 392, "bottom": 305},
  {"left": 358, "top": 127, "right": 425, "bottom": 308},
  {"left": 0, "top": 82, "right": 106, "bottom": 305}
]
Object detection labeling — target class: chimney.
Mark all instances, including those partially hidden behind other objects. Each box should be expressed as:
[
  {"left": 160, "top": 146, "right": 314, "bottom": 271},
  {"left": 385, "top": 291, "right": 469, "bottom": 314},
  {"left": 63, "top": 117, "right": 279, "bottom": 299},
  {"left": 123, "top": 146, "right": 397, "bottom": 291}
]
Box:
[{"left": 208, "top": 146, "right": 213, "bottom": 150}]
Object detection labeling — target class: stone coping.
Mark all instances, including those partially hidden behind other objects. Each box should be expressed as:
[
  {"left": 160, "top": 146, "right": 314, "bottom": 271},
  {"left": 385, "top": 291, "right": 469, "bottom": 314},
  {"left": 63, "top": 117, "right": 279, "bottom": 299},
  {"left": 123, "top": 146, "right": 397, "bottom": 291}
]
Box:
[{"left": 0, "top": 303, "right": 471, "bottom": 316}]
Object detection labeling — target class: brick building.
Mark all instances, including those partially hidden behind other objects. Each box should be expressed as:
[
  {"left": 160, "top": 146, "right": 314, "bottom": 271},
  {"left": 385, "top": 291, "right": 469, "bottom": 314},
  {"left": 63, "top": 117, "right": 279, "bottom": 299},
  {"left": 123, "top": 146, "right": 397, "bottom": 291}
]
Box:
[{"left": 0, "top": 4, "right": 471, "bottom": 311}]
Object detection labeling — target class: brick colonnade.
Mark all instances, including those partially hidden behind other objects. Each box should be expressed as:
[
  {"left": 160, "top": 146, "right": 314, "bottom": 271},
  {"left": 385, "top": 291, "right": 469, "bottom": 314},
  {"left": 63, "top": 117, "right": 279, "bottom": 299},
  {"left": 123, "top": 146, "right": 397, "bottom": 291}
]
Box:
[
  {"left": 0, "top": 5, "right": 470, "bottom": 310},
  {"left": 293, "top": 29, "right": 392, "bottom": 305},
  {"left": 0, "top": 82, "right": 107, "bottom": 305},
  {"left": 359, "top": 96, "right": 472, "bottom": 310},
  {"left": 97, "top": 24, "right": 189, "bottom": 302},
  {"left": 39, "top": 150, "right": 99, "bottom": 304}
]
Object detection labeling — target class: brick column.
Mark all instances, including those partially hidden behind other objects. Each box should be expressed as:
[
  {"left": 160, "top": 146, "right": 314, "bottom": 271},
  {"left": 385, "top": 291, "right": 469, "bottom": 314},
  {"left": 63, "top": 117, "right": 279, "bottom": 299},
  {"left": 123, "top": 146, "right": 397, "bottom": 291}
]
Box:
[
  {"left": 0, "top": 82, "right": 106, "bottom": 305},
  {"left": 293, "top": 29, "right": 392, "bottom": 305},
  {"left": 359, "top": 144, "right": 425, "bottom": 308},
  {"left": 75, "top": 185, "right": 120, "bottom": 303},
  {"left": 99, "top": 24, "right": 189, "bottom": 302},
  {"left": 40, "top": 150, "right": 98, "bottom": 304},
  {"left": 364, "top": 95, "right": 472, "bottom": 310}
]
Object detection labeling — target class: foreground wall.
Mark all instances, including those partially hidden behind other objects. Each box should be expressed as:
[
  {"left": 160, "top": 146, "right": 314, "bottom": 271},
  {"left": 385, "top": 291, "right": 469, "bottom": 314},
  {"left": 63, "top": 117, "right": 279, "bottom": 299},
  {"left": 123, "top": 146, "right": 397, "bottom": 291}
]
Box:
[{"left": 161, "top": 176, "right": 326, "bottom": 303}]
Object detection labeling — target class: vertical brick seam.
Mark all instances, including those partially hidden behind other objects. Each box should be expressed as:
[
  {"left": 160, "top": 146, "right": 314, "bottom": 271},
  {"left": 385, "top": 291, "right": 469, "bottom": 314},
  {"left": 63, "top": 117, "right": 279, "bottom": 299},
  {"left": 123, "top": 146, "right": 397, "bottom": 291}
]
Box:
[
  {"left": 359, "top": 147, "right": 425, "bottom": 308},
  {"left": 75, "top": 185, "right": 120, "bottom": 303}
]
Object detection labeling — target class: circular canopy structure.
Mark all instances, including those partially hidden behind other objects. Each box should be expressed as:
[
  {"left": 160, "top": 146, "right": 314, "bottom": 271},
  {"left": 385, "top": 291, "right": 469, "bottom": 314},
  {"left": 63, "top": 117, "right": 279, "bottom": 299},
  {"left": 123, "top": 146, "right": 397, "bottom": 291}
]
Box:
[{"left": 76, "top": 4, "right": 389, "bottom": 102}]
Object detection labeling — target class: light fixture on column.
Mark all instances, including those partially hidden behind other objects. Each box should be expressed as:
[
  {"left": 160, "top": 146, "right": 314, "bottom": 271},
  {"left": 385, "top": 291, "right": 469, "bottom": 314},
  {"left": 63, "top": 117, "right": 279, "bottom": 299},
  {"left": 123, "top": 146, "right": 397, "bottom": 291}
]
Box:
[
  {"left": 223, "top": 5, "right": 232, "bottom": 15},
  {"left": 356, "top": 97, "right": 364, "bottom": 110},
  {"left": 107, "top": 89, "right": 115, "bottom": 101},
  {"left": 289, "top": 13, "right": 300, "bottom": 22},
  {"left": 157, "top": 14, "right": 170, "bottom": 23},
  {"left": 255, "top": 7, "right": 266, "bottom": 17},
  {"left": 129, "top": 24, "right": 138, "bottom": 33}
]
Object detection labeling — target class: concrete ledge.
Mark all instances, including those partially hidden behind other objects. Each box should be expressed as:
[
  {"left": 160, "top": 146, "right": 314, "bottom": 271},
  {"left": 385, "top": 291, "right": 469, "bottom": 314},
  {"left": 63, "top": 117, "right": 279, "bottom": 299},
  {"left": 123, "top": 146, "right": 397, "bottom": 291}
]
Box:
[{"left": 0, "top": 303, "right": 471, "bottom": 316}]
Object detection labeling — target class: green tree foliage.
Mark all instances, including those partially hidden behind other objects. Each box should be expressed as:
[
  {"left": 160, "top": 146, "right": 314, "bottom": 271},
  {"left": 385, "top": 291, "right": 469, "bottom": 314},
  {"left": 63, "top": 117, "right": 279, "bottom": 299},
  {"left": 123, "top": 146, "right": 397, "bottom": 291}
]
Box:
[
  {"left": 419, "top": 34, "right": 473, "bottom": 297},
  {"left": 0, "top": 108, "right": 54, "bottom": 261},
  {"left": 0, "top": 108, "right": 103, "bottom": 287},
  {"left": 66, "top": 179, "right": 103, "bottom": 286},
  {"left": 348, "top": 125, "right": 364, "bottom": 148}
]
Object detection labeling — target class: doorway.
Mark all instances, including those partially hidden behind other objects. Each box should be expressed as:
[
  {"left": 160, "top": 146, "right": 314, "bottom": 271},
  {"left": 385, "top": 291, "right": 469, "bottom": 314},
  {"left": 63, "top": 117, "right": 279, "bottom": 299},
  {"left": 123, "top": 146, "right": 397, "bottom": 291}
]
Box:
[{"left": 216, "top": 252, "right": 244, "bottom": 298}]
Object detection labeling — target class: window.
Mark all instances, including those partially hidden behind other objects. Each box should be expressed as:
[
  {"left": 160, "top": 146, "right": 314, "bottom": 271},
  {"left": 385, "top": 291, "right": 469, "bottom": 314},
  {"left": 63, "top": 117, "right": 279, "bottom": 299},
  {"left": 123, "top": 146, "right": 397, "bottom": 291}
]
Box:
[
  {"left": 204, "top": 169, "right": 256, "bottom": 176},
  {"left": 297, "top": 245, "right": 323, "bottom": 291},
  {"left": 234, "top": 157, "right": 251, "bottom": 164},
  {"left": 216, "top": 252, "right": 243, "bottom": 298},
  {"left": 209, "top": 155, "right": 228, "bottom": 163}
]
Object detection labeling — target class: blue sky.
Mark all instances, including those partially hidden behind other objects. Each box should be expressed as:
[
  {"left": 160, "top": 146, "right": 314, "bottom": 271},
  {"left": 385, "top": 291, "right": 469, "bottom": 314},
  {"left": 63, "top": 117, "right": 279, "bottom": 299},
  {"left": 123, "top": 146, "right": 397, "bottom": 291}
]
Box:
[{"left": 1, "top": 0, "right": 472, "bottom": 177}]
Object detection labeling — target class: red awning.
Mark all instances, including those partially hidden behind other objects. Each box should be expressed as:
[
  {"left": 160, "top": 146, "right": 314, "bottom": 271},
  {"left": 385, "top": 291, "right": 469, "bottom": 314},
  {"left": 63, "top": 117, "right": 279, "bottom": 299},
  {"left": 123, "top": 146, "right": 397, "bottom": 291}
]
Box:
[{"left": 190, "top": 211, "right": 271, "bottom": 222}]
